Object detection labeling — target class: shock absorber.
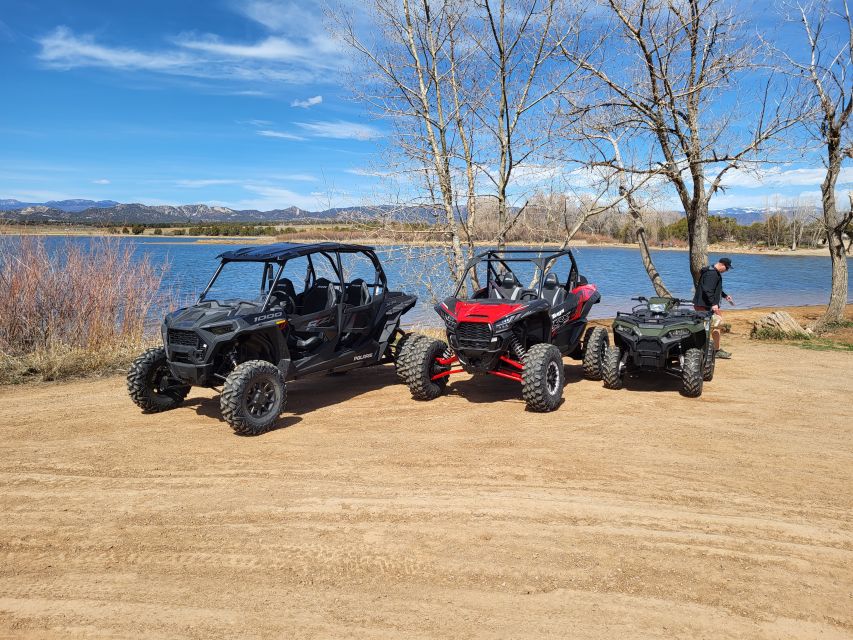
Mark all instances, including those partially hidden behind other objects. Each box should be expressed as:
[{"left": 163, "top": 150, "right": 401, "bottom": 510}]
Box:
[{"left": 509, "top": 334, "right": 526, "bottom": 361}]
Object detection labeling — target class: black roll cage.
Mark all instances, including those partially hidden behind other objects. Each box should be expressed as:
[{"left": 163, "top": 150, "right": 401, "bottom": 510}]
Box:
[
  {"left": 455, "top": 248, "right": 579, "bottom": 299},
  {"left": 197, "top": 246, "right": 388, "bottom": 312}
]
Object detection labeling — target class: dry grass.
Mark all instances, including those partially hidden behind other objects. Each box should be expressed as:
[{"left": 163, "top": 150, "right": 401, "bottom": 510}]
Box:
[{"left": 0, "top": 235, "right": 167, "bottom": 383}]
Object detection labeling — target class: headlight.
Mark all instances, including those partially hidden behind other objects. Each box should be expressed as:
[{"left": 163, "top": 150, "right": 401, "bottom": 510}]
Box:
[
  {"left": 204, "top": 323, "right": 235, "bottom": 335},
  {"left": 437, "top": 306, "right": 457, "bottom": 329},
  {"left": 615, "top": 324, "right": 636, "bottom": 336},
  {"left": 493, "top": 313, "right": 519, "bottom": 332},
  {"left": 666, "top": 328, "right": 691, "bottom": 339}
]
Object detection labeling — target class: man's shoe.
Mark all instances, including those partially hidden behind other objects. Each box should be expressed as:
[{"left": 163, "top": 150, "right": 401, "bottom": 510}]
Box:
[{"left": 716, "top": 349, "right": 732, "bottom": 359}]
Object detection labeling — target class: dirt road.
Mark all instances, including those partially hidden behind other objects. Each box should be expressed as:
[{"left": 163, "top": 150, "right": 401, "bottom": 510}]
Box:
[{"left": 1, "top": 309, "right": 851, "bottom": 638}]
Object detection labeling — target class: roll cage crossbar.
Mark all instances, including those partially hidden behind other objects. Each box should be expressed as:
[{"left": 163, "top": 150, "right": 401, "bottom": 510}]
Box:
[
  {"left": 196, "top": 242, "right": 388, "bottom": 310},
  {"left": 455, "top": 248, "right": 579, "bottom": 299}
]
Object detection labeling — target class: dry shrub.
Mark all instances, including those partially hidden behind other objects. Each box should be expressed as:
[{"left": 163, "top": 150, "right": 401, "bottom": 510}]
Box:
[{"left": 0, "top": 235, "right": 167, "bottom": 383}]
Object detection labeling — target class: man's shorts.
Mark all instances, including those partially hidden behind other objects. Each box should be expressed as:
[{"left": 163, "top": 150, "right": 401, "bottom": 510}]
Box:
[{"left": 694, "top": 306, "right": 722, "bottom": 328}]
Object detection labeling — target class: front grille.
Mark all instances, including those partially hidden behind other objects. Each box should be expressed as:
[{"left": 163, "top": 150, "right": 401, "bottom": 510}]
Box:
[
  {"left": 456, "top": 322, "right": 492, "bottom": 349},
  {"left": 637, "top": 338, "right": 660, "bottom": 353},
  {"left": 168, "top": 329, "right": 199, "bottom": 348}
]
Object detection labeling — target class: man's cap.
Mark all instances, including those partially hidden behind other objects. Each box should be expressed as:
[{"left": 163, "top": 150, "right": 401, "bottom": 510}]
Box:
[{"left": 719, "top": 257, "right": 733, "bottom": 270}]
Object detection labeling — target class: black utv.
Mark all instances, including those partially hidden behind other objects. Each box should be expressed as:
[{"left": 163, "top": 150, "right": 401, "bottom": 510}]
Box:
[{"left": 128, "top": 242, "right": 416, "bottom": 435}]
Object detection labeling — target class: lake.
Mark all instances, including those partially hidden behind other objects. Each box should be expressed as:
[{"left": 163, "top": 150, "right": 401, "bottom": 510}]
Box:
[{"left": 20, "top": 235, "right": 853, "bottom": 327}]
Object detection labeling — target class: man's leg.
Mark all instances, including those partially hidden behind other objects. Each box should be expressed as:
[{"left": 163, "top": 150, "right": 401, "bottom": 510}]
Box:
[{"left": 711, "top": 313, "right": 731, "bottom": 358}]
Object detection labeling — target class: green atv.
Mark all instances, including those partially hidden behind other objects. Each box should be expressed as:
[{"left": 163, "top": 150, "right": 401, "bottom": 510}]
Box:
[{"left": 601, "top": 296, "right": 715, "bottom": 397}]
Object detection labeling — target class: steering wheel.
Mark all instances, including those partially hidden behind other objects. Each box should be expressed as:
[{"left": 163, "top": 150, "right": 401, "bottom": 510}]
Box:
[{"left": 268, "top": 291, "right": 295, "bottom": 314}]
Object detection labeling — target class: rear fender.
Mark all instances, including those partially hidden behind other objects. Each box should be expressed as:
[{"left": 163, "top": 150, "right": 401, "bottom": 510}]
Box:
[
  {"left": 375, "top": 316, "right": 402, "bottom": 361},
  {"left": 569, "top": 284, "right": 600, "bottom": 321}
]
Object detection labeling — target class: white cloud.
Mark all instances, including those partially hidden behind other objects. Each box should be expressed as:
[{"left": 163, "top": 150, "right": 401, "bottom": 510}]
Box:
[
  {"left": 36, "top": 22, "right": 342, "bottom": 86},
  {"left": 721, "top": 165, "right": 853, "bottom": 189},
  {"left": 236, "top": 0, "right": 306, "bottom": 31},
  {"left": 92, "top": 178, "right": 111, "bottom": 185},
  {"left": 295, "top": 120, "right": 382, "bottom": 140},
  {"left": 38, "top": 26, "right": 190, "bottom": 70},
  {"left": 274, "top": 173, "right": 319, "bottom": 182},
  {"left": 177, "top": 34, "right": 308, "bottom": 61},
  {"left": 345, "top": 167, "right": 392, "bottom": 177},
  {"left": 257, "top": 129, "right": 306, "bottom": 140},
  {"left": 291, "top": 95, "right": 323, "bottom": 108},
  {"left": 239, "top": 184, "right": 325, "bottom": 210}
]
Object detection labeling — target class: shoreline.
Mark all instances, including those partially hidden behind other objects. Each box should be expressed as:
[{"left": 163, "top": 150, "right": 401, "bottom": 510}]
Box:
[
  {"left": 407, "top": 303, "right": 853, "bottom": 330},
  {"left": 1, "top": 227, "right": 842, "bottom": 258}
]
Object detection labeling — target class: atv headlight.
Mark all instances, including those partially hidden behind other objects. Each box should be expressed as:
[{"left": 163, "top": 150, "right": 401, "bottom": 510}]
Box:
[
  {"left": 437, "top": 306, "right": 457, "bottom": 329},
  {"left": 204, "top": 323, "right": 235, "bottom": 335},
  {"left": 665, "top": 328, "right": 691, "bottom": 339},
  {"left": 615, "top": 325, "right": 636, "bottom": 336},
  {"left": 493, "top": 313, "right": 519, "bottom": 332}
]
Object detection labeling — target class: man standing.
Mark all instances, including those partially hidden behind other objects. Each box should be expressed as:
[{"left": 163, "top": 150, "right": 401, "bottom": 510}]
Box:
[{"left": 693, "top": 257, "right": 735, "bottom": 359}]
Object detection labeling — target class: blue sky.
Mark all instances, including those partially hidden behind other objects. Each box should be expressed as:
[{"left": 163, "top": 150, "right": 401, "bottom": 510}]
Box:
[
  {"left": 0, "top": 0, "right": 388, "bottom": 210},
  {"left": 0, "top": 0, "right": 850, "bottom": 212}
]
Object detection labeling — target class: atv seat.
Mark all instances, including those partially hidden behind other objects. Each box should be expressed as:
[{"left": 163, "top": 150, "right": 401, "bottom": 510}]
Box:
[
  {"left": 343, "top": 278, "right": 370, "bottom": 307},
  {"left": 290, "top": 277, "right": 338, "bottom": 354},
  {"left": 299, "top": 277, "right": 337, "bottom": 315},
  {"left": 496, "top": 272, "right": 521, "bottom": 300},
  {"left": 542, "top": 272, "right": 566, "bottom": 306}
]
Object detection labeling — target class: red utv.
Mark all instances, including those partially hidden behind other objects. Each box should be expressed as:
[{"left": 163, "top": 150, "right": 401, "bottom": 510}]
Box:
[{"left": 399, "top": 249, "right": 607, "bottom": 411}]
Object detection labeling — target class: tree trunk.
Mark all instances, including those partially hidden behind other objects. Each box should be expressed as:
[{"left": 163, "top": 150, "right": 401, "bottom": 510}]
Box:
[
  {"left": 687, "top": 204, "right": 709, "bottom": 284},
  {"left": 815, "top": 142, "right": 849, "bottom": 328},
  {"left": 822, "top": 226, "right": 849, "bottom": 325},
  {"left": 635, "top": 222, "right": 672, "bottom": 297}
]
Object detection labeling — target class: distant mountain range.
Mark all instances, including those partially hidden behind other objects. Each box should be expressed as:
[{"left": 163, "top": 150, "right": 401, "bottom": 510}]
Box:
[
  {"left": 0, "top": 198, "right": 818, "bottom": 225},
  {"left": 0, "top": 200, "right": 412, "bottom": 224},
  {"left": 0, "top": 199, "right": 120, "bottom": 213}
]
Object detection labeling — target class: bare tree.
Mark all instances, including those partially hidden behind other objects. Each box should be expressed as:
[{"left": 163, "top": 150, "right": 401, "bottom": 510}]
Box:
[
  {"left": 787, "top": 197, "right": 817, "bottom": 250},
  {"left": 335, "top": 0, "right": 475, "bottom": 285},
  {"left": 588, "top": 127, "right": 673, "bottom": 295},
  {"left": 564, "top": 0, "right": 798, "bottom": 283},
  {"left": 336, "top": 0, "right": 602, "bottom": 296},
  {"left": 777, "top": 0, "right": 852, "bottom": 326},
  {"left": 469, "top": 0, "right": 579, "bottom": 247}
]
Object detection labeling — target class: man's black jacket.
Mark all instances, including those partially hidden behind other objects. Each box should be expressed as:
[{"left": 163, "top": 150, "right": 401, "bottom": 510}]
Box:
[{"left": 693, "top": 266, "right": 728, "bottom": 307}]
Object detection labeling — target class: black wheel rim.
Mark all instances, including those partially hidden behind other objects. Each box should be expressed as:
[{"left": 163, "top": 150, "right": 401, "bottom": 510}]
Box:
[
  {"left": 244, "top": 377, "right": 277, "bottom": 418},
  {"left": 546, "top": 360, "right": 560, "bottom": 395},
  {"left": 150, "top": 364, "right": 171, "bottom": 396}
]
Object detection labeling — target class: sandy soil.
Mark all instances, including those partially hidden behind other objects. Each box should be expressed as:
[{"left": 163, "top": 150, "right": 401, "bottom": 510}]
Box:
[{"left": 1, "top": 308, "right": 851, "bottom": 639}]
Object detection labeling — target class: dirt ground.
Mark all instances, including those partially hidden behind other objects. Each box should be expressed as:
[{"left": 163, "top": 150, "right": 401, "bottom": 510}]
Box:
[{"left": 1, "top": 306, "right": 851, "bottom": 639}]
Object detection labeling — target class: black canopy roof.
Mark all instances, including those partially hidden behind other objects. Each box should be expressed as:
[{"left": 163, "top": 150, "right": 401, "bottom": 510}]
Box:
[{"left": 217, "top": 242, "right": 374, "bottom": 262}]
